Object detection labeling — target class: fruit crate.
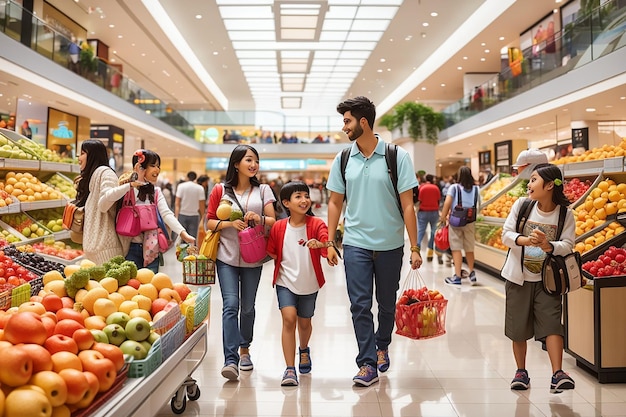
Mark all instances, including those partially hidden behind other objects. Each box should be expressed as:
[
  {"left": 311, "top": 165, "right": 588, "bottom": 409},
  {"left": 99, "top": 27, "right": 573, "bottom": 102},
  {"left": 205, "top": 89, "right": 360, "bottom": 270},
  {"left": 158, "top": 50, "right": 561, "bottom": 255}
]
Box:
[
  {"left": 0, "top": 212, "right": 53, "bottom": 239},
  {"left": 159, "top": 317, "right": 186, "bottom": 361},
  {"left": 28, "top": 276, "right": 43, "bottom": 297},
  {"left": 127, "top": 338, "right": 162, "bottom": 378},
  {"left": 185, "top": 286, "right": 211, "bottom": 334},
  {"left": 0, "top": 281, "right": 31, "bottom": 310},
  {"left": 0, "top": 219, "right": 27, "bottom": 243},
  {"left": 152, "top": 303, "right": 182, "bottom": 335}
]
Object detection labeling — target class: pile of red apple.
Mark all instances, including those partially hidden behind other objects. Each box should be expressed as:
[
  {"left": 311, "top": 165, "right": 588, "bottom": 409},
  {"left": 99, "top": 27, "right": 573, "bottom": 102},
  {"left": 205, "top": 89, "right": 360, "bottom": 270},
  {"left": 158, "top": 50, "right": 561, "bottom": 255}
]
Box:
[
  {"left": 582, "top": 245, "right": 626, "bottom": 277},
  {"left": 563, "top": 177, "right": 592, "bottom": 203}
]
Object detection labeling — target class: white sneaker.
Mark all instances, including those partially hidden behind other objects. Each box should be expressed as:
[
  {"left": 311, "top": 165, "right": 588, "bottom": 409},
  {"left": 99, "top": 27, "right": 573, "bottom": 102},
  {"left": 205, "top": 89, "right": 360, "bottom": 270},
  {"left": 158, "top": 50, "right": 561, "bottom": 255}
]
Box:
[{"left": 221, "top": 363, "right": 239, "bottom": 380}]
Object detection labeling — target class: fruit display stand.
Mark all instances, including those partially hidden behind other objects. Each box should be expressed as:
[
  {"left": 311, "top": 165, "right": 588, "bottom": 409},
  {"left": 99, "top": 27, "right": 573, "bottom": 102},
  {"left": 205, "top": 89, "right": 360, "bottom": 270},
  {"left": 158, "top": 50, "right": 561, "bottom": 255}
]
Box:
[
  {"left": 563, "top": 174, "right": 626, "bottom": 383},
  {"left": 565, "top": 272, "right": 626, "bottom": 382},
  {"left": 90, "top": 321, "right": 208, "bottom": 417}
]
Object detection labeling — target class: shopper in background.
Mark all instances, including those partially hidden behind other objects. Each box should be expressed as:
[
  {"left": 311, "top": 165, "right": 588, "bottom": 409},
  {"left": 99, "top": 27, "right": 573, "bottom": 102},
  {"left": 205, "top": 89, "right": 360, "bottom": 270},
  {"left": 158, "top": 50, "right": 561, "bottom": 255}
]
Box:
[
  {"left": 205, "top": 144, "right": 276, "bottom": 381},
  {"left": 513, "top": 148, "right": 549, "bottom": 175},
  {"left": 267, "top": 181, "right": 334, "bottom": 386},
  {"left": 500, "top": 163, "right": 576, "bottom": 393},
  {"left": 440, "top": 166, "right": 480, "bottom": 286},
  {"left": 417, "top": 174, "right": 442, "bottom": 263},
  {"left": 115, "top": 150, "right": 195, "bottom": 272},
  {"left": 21, "top": 120, "right": 32, "bottom": 139},
  {"left": 175, "top": 171, "right": 205, "bottom": 239},
  {"left": 326, "top": 96, "right": 421, "bottom": 387},
  {"left": 196, "top": 174, "right": 210, "bottom": 201},
  {"left": 75, "top": 140, "right": 124, "bottom": 265},
  {"left": 68, "top": 35, "right": 81, "bottom": 73}
]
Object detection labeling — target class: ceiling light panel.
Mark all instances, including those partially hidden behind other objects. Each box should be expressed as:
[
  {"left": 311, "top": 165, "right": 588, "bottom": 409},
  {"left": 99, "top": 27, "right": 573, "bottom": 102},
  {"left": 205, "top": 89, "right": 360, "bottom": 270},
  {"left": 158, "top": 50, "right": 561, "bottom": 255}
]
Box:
[{"left": 218, "top": 0, "right": 402, "bottom": 115}]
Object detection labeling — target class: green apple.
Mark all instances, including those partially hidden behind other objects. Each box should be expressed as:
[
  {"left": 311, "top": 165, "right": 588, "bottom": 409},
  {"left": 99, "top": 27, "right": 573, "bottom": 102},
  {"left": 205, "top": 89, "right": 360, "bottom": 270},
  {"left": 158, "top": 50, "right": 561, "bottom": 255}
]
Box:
[
  {"left": 124, "top": 317, "right": 151, "bottom": 342},
  {"left": 119, "top": 340, "right": 148, "bottom": 360},
  {"left": 90, "top": 329, "right": 109, "bottom": 344},
  {"left": 21, "top": 227, "right": 31, "bottom": 237},
  {"left": 102, "top": 324, "right": 126, "bottom": 346},
  {"left": 140, "top": 341, "right": 152, "bottom": 352},
  {"left": 106, "top": 311, "right": 130, "bottom": 329},
  {"left": 146, "top": 332, "right": 160, "bottom": 345}
]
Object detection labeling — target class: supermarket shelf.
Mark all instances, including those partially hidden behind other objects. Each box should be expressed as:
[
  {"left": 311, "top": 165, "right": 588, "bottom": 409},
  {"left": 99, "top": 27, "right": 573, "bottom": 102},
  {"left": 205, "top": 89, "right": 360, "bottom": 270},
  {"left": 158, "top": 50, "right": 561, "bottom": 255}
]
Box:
[{"left": 90, "top": 322, "right": 208, "bottom": 417}]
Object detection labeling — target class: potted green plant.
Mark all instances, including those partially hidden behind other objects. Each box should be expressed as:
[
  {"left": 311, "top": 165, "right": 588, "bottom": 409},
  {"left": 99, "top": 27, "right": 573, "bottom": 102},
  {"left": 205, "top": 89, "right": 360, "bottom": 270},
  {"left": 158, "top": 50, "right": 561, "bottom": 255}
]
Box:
[
  {"left": 377, "top": 101, "right": 445, "bottom": 144},
  {"left": 79, "top": 43, "right": 98, "bottom": 77}
]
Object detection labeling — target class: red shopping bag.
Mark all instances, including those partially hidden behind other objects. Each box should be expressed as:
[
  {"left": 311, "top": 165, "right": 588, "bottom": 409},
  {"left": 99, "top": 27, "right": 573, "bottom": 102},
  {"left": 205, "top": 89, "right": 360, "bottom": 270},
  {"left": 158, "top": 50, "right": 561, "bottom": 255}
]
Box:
[{"left": 434, "top": 223, "right": 450, "bottom": 251}]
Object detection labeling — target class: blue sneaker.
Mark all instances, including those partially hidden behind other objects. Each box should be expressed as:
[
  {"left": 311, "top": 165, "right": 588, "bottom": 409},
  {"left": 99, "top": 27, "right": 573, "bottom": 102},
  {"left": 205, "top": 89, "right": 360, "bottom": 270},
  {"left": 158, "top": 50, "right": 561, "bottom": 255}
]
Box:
[
  {"left": 239, "top": 353, "right": 253, "bottom": 371},
  {"left": 353, "top": 364, "right": 379, "bottom": 387},
  {"left": 299, "top": 347, "right": 312, "bottom": 374},
  {"left": 469, "top": 270, "right": 477, "bottom": 285},
  {"left": 550, "top": 370, "right": 575, "bottom": 393},
  {"left": 377, "top": 349, "right": 390, "bottom": 373},
  {"left": 281, "top": 367, "right": 298, "bottom": 386},
  {"left": 445, "top": 275, "right": 462, "bottom": 286},
  {"left": 510, "top": 369, "right": 530, "bottom": 390}
]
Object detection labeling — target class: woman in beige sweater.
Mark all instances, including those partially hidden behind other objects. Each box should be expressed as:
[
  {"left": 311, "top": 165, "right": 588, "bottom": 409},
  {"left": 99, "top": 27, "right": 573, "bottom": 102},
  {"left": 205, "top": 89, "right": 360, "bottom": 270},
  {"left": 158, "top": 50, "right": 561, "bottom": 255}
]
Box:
[{"left": 76, "top": 140, "right": 135, "bottom": 265}]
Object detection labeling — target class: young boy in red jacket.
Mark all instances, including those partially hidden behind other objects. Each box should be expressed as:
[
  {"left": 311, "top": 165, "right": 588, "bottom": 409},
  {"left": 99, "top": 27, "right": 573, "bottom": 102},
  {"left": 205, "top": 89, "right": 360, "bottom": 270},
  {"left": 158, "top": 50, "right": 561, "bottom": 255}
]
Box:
[{"left": 266, "top": 181, "right": 337, "bottom": 386}]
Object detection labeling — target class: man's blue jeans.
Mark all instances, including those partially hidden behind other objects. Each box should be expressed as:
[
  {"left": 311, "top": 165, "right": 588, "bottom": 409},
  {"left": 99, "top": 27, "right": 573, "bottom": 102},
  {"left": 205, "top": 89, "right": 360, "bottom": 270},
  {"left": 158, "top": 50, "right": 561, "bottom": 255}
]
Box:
[
  {"left": 418, "top": 210, "right": 440, "bottom": 250},
  {"left": 216, "top": 260, "right": 262, "bottom": 366},
  {"left": 343, "top": 245, "right": 403, "bottom": 368}
]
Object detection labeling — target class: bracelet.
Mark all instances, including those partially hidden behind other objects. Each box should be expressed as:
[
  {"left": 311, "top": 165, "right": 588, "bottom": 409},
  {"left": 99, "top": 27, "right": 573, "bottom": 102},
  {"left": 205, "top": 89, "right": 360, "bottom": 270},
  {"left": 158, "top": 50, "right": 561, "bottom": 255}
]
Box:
[{"left": 410, "top": 245, "right": 420, "bottom": 253}]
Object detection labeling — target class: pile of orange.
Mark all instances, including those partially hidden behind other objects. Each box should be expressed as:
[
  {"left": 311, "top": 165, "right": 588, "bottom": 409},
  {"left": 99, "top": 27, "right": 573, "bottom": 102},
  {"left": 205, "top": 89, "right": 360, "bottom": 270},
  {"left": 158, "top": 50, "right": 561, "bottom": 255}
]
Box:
[{"left": 573, "top": 179, "right": 626, "bottom": 236}]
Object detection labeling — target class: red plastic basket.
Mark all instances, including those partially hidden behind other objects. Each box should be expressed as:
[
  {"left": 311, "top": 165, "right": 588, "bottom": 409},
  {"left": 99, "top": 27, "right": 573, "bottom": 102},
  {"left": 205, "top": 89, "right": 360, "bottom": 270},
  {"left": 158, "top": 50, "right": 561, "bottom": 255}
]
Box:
[{"left": 394, "top": 269, "right": 448, "bottom": 340}]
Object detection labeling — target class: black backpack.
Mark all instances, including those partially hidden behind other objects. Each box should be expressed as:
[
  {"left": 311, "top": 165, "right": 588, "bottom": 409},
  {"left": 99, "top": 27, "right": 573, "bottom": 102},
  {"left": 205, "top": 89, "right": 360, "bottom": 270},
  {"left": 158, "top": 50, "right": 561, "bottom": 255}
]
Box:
[{"left": 339, "top": 142, "right": 402, "bottom": 217}]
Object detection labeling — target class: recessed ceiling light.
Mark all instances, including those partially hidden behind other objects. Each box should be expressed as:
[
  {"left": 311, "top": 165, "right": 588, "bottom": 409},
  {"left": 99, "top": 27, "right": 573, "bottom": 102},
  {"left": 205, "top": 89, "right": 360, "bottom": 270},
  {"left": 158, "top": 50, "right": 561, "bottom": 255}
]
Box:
[
  {"left": 377, "top": 69, "right": 383, "bottom": 73},
  {"left": 586, "top": 108, "right": 596, "bottom": 112},
  {"left": 195, "top": 14, "right": 202, "bottom": 19},
  {"left": 430, "top": 12, "right": 438, "bottom": 17},
  {"left": 141, "top": 53, "right": 146, "bottom": 56},
  {"left": 484, "top": 49, "right": 490, "bottom": 53},
  {"left": 380, "top": 58, "right": 386, "bottom": 62},
  {"left": 481, "top": 42, "right": 486, "bottom": 47},
  {"left": 405, "top": 35, "right": 412, "bottom": 41},
  {"left": 213, "top": 51, "right": 219, "bottom": 55},
  {"left": 480, "top": 57, "right": 486, "bottom": 61},
  {"left": 117, "top": 35, "right": 123, "bottom": 38},
  {"left": 463, "top": 56, "right": 468, "bottom": 60},
  {"left": 421, "top": 87, "right": 426, "bottom": 91},
  {"left": 518, "top": 127, "right": 524, "bottom": 130},
  {"left": 387, "top": 68, "right": 391, "bottom": 72},
  {"left": 420, "top": 33, "right": 426, "bottom": 38},
  {"left": 440, "top": 83, "right": 445, "bottom": 87},
  {"left": 108, "top": 24, "right": 115, "bottom": 28},
  {"left": 422, "top": 22, "right": 429, "bottom": 27},
  {"left": 620, "top": 96, "right": 626, "bottom": 100},
  {"left": 457, "top": 66, "right": 463, "bottom": 70},
  {"left": 499, "top": 36, "right": 505, "bottom": 41}
]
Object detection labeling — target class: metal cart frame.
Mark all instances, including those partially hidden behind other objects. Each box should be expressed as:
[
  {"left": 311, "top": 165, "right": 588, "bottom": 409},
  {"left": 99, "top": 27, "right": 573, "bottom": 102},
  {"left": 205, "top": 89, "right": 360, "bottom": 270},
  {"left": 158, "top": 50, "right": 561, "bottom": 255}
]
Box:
[{"left": 91, "top": 322, "right": 208, "bottom": 416}]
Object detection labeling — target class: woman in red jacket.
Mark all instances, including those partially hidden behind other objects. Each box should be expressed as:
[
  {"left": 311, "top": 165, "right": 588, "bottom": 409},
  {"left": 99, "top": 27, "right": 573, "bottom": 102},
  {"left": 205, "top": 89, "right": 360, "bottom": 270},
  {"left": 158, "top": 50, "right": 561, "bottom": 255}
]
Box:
[{"left": 267, "top": 181, "right": 337, "bottom": 387}]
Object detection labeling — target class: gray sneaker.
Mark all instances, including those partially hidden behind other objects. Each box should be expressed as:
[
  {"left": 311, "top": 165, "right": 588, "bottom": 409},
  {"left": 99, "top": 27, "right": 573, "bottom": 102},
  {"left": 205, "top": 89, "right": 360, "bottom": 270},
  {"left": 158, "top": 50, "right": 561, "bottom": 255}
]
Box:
[
  {"left": 469, "top": 270, "right": 477, "bottom": 285},
  {"left": 221, "top": 363, "right": 239, "bottom": 380},
  {"left": 240, "top": 353, "right": 254, "bottom": 371}
]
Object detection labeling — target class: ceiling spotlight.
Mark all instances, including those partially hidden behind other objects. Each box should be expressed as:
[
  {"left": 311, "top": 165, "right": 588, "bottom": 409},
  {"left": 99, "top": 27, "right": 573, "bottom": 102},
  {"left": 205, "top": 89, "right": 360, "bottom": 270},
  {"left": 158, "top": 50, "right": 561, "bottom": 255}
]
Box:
[
  {"left": 457, "top": 66, "right": 462, "bottom": 70},
  {"left": 480, "top": 57, "right": 486, "bottom": 61},
  {"left": 586, "top": 108, "right": 596, "bottom": 112},
  {"left": 420, "top": 33, "right": 426, "bottom": 38},
  {"left": 380, "top": 58, "right": 386, "bottom": 62},
  {"left": 195, "top": 14, "right": 202, "bottom": 19},
  {"left": 481, "top": 42, "right": 486, "bottom": 47},
  {"left": 430, "top": 12, "right": 438, "bottom": 17},
  {"left": 499, "top": 36, "right": 505, "bottom": 41},
  {"left": 422, "top": 22, "right": 429, "bottom": 27},
  {"left": 421, "top": 87, "right": 427, "bottom": 91},
  {"left": 463, "top": 56, "right": 468, "bottom": 60},
  {"left": 440, "top": 83, "right": 445, "bottom": 87},
  {"left": 484, "top": 49, "right": 490, "bottom": 53}
]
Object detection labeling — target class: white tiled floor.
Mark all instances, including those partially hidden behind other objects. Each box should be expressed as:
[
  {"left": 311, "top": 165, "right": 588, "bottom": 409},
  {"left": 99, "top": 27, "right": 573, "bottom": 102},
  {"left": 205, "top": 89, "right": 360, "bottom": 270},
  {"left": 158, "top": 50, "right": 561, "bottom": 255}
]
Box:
[{"left": 155, "top": 209, "right": 626, "bottom": 417}]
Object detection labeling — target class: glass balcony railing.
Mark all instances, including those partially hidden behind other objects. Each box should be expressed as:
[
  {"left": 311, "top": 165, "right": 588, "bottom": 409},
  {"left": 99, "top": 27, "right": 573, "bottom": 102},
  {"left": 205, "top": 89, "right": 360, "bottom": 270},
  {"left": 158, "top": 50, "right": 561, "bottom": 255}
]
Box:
[
  {"left": 442, "top": 0, "right": 626, "bottom": 128},
  {"left": 2, "top": 0, "right": 625, "bottom": 141}
]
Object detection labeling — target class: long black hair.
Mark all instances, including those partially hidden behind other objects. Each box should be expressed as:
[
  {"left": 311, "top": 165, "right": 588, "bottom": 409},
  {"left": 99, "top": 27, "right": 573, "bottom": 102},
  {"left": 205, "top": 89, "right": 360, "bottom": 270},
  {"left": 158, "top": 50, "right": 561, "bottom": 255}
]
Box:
[
  {"left": 457, "top": 166, "right": 476, "bottom": 190},
  {"left": 533, "top": 163, "right": 570, "bottom": 207},
  {"left": 224, "top": 145, "right": 261, "bottom": 190},
  {"left": 132, "top": 149, "right": 160, "bottom": 203},
  {"left": 279, "top": 181, "right": 315, "bottom": 216},
  {"left": 76, "top": 140, "right": 112, "bottom": 206}
]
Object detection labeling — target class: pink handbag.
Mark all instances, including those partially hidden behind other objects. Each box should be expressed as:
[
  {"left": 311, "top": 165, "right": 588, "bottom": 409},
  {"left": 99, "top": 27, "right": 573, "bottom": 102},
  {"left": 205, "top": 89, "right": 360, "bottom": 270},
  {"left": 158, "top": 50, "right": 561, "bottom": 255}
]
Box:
[
  {"left": 238, "top": 223, "right": 268, "bottom": 263},
  {"left": 116, "top": 191, "right": 141, "bottom": 237},
  {"left": 137, "top": 203, "right": 158, "bottom": 231}
]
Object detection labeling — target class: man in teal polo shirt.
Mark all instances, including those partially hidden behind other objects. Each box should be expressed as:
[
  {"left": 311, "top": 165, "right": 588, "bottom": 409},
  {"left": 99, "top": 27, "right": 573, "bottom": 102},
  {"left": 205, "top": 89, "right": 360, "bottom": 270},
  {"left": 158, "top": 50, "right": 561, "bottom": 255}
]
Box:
[{"left": 326, "top": 96, "right": 422, "bottom": 387}]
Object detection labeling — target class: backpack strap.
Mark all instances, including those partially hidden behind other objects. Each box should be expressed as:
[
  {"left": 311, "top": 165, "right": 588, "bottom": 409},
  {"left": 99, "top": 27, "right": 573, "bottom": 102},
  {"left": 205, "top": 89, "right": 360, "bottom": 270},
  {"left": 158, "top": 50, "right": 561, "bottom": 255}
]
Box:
[
  {"left": 515, "top": 198, "right": 536, "bottom": 271},
  {"left": 340, "top": 147, "right": 350, "bottom": 189},
  {"left": 555, "top": 205, "right": 567, "bottom": 240},
  {"left": 384, "top": 143, "right": 403, "bottom": 218}
]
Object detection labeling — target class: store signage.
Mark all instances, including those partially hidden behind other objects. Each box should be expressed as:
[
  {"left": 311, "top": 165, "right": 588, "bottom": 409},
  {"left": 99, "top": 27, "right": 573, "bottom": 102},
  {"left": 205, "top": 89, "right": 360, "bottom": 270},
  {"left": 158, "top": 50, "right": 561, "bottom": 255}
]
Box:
[{"left": 571, "top": 127, "right": 589, "bottom": 150}]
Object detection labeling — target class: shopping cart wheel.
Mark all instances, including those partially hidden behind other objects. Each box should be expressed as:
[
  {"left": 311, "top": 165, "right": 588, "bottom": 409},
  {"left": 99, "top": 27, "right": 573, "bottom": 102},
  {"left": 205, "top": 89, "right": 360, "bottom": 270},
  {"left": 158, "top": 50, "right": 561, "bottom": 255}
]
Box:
[
  {"left": 187, "top": 383, "right": 201, "bottom": 401},
  {"left": 171, "top": 394, "right": 187, "bottom": 414}
]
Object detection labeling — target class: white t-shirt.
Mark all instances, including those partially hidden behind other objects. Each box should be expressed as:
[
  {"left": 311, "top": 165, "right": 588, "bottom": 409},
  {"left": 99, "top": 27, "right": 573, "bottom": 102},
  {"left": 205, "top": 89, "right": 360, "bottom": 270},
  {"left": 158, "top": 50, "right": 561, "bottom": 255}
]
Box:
[
  {"left": 175, "top": 181, "right": 205, "bottom": 216},
  {"left": 275, "top": 222, "right": 319, "bottom": 295},
  {"left": 522, "top": 206, "right": 561, "bottom": 280}
]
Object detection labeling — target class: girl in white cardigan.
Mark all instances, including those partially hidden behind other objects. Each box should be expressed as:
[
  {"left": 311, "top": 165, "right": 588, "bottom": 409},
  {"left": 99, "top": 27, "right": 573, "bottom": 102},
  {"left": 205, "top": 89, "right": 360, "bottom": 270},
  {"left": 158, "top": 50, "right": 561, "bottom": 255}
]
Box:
[{"left": 501, "top": 163, "right": 576, "bottom": 394}]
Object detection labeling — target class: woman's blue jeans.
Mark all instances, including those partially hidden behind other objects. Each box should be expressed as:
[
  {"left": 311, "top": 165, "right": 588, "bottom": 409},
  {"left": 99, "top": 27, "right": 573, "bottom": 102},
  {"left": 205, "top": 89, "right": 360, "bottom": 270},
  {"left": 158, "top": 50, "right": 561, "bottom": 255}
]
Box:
[
  {"left": 216, "top": 260, "right": 262, "bottom": 366},
  {"left": 126, "top": 242, "right": 159, "bottom": 273},
  {"left": 418, "top": 210, "right": 440, "bottom": 250},
  {"left": 343, "top": 245, "right": 403, "bottom": 368}
]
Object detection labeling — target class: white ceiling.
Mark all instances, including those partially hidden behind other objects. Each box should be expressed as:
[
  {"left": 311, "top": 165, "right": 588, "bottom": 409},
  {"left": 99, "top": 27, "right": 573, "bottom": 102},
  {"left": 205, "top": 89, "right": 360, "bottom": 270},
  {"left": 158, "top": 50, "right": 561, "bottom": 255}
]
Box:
[{"left": 1, "top": 0, "right": 625, "bottom": 164}]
